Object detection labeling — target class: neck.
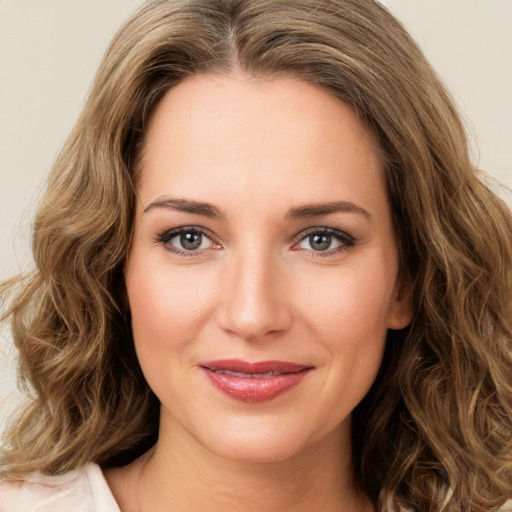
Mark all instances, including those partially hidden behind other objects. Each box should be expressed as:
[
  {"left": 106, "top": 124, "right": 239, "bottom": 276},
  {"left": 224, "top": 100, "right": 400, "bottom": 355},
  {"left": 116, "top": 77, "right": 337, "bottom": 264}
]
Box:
[{"left": 115, "top": 414, "right": 372, "bottom": 512}]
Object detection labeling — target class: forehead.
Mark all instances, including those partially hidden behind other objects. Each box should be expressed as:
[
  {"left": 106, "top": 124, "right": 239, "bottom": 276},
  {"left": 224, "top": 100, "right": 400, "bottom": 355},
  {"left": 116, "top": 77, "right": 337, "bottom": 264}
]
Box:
[{"left": 137, "top": 73, "right": 386, "bottom": 213}]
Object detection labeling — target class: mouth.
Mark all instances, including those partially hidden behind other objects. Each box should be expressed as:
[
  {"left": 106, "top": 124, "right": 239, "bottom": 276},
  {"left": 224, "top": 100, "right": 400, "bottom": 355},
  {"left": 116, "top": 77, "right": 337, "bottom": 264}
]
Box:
[{"left": 199, "top": 359, "right": 314, "bottom": 403}]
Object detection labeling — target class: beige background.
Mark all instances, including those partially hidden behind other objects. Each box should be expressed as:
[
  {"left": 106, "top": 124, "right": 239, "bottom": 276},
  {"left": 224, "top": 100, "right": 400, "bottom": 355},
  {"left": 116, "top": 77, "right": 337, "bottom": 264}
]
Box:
[{"left": 1, "top": 1, "right": 511, "bottom": 432}]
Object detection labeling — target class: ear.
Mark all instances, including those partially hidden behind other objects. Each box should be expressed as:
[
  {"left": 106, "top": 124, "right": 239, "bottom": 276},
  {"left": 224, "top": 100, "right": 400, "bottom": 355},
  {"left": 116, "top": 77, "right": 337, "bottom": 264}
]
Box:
[{"left": 387, "top": 276, "right": 414, "bottom": 330}]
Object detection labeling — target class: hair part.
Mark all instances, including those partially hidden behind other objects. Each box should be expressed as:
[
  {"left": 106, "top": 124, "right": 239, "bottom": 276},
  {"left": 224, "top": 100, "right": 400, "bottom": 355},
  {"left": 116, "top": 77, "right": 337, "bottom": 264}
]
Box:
[{"left": 2, "top": 1, "right": 511, "bottom": 510}]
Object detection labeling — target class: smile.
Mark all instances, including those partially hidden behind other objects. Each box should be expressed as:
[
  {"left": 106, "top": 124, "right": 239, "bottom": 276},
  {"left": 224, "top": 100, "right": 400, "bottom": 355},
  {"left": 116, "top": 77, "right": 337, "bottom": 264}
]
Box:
[{"left": 199, "top": 360, "right": 313, "bottom": 403}]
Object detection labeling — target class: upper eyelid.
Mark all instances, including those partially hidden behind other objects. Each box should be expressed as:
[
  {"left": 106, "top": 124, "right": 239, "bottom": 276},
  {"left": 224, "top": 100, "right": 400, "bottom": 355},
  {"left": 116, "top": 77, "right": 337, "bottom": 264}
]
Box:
[
  {"left": 157, "top": 225, "right": 217, "bottom": 242},
  {"left": 295, "top": 226, "right": 355, "bottom": 242}
]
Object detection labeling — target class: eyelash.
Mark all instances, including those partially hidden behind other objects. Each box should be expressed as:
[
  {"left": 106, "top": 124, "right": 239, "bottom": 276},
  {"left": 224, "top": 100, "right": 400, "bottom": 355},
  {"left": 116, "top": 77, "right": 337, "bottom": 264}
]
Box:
[
  {"left": 154, "top": 226, "right": 219, "bottom": 257},
  {"left": 154, "top": 226, "right": 356, "bottom": 257},
  {"left": 292, "top": 227, "right": 356, "bottom": 257}
]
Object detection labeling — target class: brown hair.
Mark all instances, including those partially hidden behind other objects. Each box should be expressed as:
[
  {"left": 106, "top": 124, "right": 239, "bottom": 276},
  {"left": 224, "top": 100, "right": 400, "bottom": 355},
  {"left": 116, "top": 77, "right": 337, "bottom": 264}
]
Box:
[{"left": 2, "top": 1, "right": 511, "bottom": 510}]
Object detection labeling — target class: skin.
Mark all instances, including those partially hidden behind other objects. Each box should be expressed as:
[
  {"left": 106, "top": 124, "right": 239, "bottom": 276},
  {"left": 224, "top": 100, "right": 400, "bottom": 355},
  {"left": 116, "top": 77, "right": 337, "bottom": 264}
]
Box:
[{"left": 105, "top": 73, "right": 413, "bottom": 511}]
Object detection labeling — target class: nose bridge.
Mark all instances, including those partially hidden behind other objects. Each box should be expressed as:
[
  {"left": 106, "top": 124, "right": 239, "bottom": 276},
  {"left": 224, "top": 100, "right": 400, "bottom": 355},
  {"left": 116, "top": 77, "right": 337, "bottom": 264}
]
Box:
[{"left": 218, "top": 245, "right": 291, "bottom": 340}]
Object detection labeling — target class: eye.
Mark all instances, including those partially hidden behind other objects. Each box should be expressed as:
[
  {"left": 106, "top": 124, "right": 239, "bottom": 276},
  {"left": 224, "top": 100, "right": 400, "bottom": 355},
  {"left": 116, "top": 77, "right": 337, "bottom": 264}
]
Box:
[
  {"left": 175, "top": 231, "right": 208, "bottom": 251},
  {"left": 294, "top": 228, "right": 355, "bottom": 255},
  {"left": 156, "top": 227, "right": 218, "bottom": 254}
]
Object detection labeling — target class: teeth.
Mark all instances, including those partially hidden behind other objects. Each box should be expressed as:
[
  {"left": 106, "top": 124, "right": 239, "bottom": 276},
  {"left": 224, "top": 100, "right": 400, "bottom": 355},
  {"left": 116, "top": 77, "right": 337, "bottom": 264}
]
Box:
[{"left": 214, "top": 370, "right": 282, "bottom": 378}]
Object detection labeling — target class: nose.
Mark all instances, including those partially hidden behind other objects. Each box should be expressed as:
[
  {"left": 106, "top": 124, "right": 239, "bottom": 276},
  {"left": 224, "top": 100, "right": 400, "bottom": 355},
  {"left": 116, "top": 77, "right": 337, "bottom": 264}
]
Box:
[{"left": 216, "top": 248, "right": 293, "bottom": 341}]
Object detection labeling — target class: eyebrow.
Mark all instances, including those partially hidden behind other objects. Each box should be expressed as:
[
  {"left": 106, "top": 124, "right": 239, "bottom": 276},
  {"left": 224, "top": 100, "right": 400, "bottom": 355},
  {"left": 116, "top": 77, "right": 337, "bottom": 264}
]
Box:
[
  {"left": 285, "top": 201, "right": 372, "bottom": 220},
  {"left": 143, "top": 197, "right": 223, "bottom": 218},
  {"left": 143, "top": 197, "right": 371, "bottom": 221}
]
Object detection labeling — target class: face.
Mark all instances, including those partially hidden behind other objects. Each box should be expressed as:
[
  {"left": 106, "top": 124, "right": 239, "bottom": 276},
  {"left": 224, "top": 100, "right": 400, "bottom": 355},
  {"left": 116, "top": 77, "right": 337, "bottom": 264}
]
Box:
[{"left": 125, "top": 73, "right": 412, "bottom": 464}]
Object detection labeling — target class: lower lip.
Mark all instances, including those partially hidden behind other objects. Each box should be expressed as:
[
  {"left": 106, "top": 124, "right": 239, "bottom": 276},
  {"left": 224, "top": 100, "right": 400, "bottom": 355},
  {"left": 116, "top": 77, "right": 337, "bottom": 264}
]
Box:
[{"left": 202, "top": 368, "right": 311, "bottom": 403}]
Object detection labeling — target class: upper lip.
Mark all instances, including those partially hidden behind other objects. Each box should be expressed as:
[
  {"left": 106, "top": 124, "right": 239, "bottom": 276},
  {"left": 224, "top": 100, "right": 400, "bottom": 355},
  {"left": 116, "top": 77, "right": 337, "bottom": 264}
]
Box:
[{"left": 200, "top": 359, "right": 312, "bottom": 374}]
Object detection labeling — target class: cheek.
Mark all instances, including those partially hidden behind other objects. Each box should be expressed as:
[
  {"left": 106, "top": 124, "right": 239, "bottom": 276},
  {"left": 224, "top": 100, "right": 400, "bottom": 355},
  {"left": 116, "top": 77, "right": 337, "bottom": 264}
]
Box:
[
  {"left": 125, "top": 259, "right": 217, "bottom": 363},
  {"left": 298, "top": 260, "right": 395, "bottom": 345},
  {"left": 125, "top": 260, "right": 222, "bottom": 415},
  {"left": 294, "top": 262, "right": 393, "bottom": 429}
]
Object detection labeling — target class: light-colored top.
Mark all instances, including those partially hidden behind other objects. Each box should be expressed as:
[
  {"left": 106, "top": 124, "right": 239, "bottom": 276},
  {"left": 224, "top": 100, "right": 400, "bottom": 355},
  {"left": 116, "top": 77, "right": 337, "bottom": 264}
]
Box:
[{"left": 0, "top": 463, "right": 119, "bottom": 512}]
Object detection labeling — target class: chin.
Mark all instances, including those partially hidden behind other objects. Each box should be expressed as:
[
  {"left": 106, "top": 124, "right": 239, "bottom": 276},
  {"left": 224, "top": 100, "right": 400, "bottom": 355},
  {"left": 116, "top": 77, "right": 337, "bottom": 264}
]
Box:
[{"left": 194, "top": 415, "right": 330, "bottom": 465}]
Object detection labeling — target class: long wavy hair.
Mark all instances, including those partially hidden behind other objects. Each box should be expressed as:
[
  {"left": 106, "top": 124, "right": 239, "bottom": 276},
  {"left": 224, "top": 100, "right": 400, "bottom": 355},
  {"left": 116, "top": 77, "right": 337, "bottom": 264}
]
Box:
[{"left": 1, "top": 0, "right": 511, "bottom": 510}]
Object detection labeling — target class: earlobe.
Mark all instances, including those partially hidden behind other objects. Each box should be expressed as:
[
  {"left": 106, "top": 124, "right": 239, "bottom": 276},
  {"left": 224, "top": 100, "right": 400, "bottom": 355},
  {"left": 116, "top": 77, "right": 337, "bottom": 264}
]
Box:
[{"left": 387, "top": 277, "right": 414, "bottom": 330}]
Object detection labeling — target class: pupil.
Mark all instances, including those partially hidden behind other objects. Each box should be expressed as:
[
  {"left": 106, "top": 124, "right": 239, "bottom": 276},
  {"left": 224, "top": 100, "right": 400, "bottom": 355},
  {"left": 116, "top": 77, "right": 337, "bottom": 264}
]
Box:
[
  {"left": 311, "top": 234, "right": 331, "bottom": 251},
  {"left": 181, "top": 232, "right": 202, "bottom": 250}
]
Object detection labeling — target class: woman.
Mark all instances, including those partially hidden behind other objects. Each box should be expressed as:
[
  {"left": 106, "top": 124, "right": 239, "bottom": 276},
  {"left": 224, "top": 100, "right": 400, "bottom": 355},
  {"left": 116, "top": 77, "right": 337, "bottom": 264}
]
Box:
[{"left": 1, "top": 0, "right": 511, "bottom": 510}]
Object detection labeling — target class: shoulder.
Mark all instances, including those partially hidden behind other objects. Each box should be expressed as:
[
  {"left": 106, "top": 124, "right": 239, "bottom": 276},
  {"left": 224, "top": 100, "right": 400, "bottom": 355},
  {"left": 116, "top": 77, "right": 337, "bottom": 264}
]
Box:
[{"left": 0, "top": 463, "right": 120, "bottom": 512}]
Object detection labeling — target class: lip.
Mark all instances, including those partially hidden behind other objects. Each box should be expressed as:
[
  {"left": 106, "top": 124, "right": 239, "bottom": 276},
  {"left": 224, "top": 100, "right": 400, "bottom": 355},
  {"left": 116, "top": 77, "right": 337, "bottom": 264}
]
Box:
[{"left": 199, "top": 359, "right": 313, "bottom": 403}]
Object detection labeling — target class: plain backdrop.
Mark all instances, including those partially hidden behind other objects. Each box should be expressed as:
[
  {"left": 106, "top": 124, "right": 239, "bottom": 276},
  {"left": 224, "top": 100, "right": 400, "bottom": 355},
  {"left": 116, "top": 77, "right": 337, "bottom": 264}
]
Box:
[{"left": 1, "top": 1, "right": 511, "bottom": 433}]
